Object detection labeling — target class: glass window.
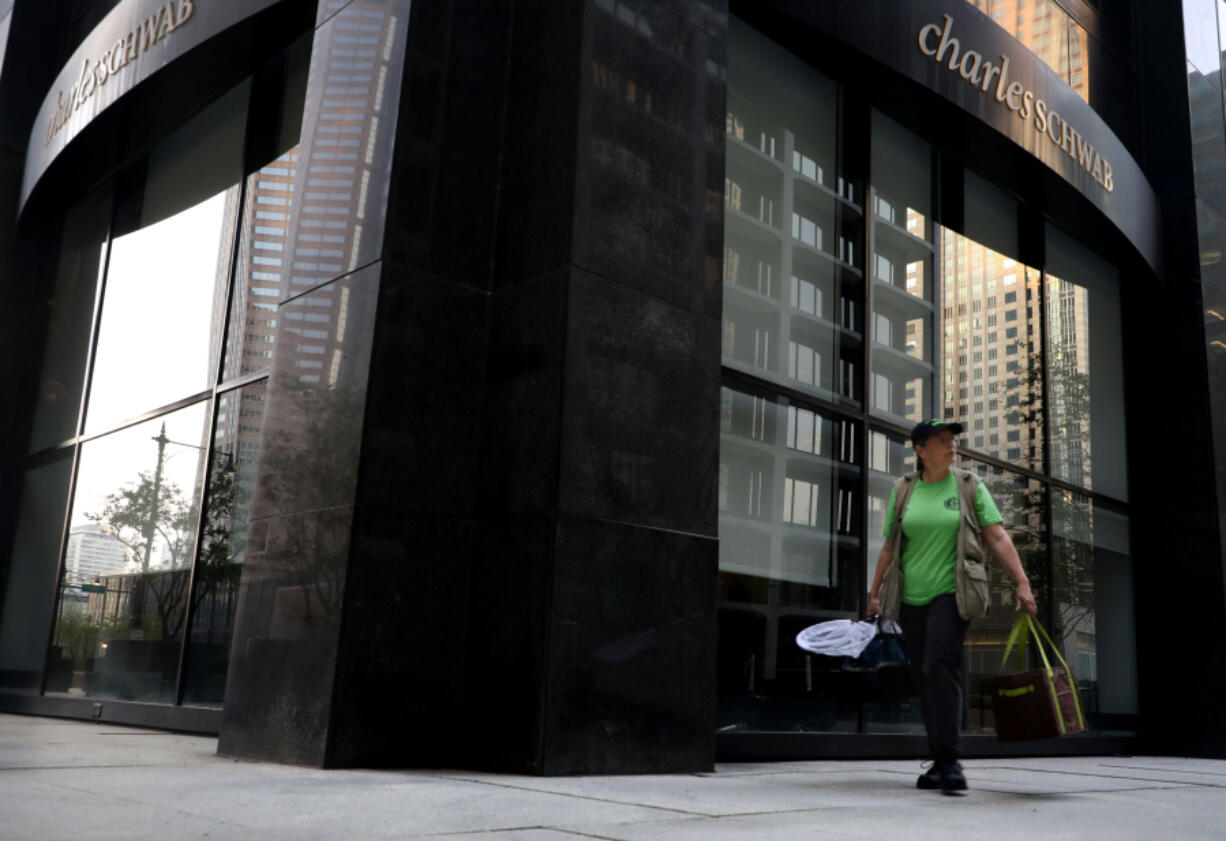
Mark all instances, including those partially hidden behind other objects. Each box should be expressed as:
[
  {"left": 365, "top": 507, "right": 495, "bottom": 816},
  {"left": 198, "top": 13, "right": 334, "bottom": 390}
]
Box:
[
  {"left": 966, "top": 0, "right": 1082, "bottom": 101},
  {"left": 957, "top": 457, "right": 1047, "bottom": 736},
  {"left": 938, "top": 174, "right": 1043, "bottom": 471},
  {"left": 1050, "top": 490, "right": 1137, "bottom": 731},
  {"left": 724, "top": 17, "right": 864, "bottom": 407},
  {"left": 83, "top": 83, "right": 248, "bottom": 434},
  {"left": 717, "top": 384, "right": 861, "bottom": 732},
  {"left": 26, "top": 188, "right": 113, "bottom": 452},
  {"left": 864, "top": 427, "right": 923, "bottom": 734},
  {"left": 0, "top": 456, "right": 74, "bottom": 692},
  {"left": 181, "top": 382, "right": 267, "bottom": 706},
  {"left": 1044, "top": 222, "right": 1127, "bottom": 499},
  {"left": 870, "top": 111, "right": 935, "bottom": 425},
  {"left": 222, "top": 150, "right": 299, "bottom": 383},
  {"left": 48, "top": 402, "right": 210, "bottom": 703}
]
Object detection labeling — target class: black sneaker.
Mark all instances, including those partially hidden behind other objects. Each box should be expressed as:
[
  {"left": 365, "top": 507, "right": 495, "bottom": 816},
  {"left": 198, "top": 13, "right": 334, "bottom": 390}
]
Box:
[
  {"left": 938, "top": 760, "right": 967, "bottom": 793},
  {"left": 916, "top": 761, "right": 941, "bottom": 790}
]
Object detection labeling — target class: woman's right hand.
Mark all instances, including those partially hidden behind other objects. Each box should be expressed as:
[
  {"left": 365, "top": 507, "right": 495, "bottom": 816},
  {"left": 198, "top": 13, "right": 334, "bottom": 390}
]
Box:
[{"left": 867, "top": 594, "right": 881, "bottom": 617}]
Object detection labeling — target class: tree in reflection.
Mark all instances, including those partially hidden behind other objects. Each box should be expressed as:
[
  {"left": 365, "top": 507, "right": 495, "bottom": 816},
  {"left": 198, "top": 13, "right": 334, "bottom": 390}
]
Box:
[
  {"left": 190, "top": 451, "right": 244, "bottom": 643},
  {"left": 1003, "top": 340, "right": 1096, "bottom": 651},
  {"left": 244, "top": 371, "right": 365, "bottom": 638},
  {"left": 86, "top": 470, "right": 198, "bottom": 641}
]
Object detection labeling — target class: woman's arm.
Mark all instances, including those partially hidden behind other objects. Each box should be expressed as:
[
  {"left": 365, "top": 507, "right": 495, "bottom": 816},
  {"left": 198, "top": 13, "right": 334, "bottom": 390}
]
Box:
[
  {"left": 982, "top": 523, "right": 1037, "bottom": 615},
  {"left": 867, "top": 539, "right": 893, "bottom": 617}
]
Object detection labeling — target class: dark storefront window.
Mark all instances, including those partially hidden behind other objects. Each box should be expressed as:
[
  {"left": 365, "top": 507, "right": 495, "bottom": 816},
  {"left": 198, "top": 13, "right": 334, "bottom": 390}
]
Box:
[
  {"left": 0, "top": 39, "right": 306, "bottom": 712},
  {"left": 49, "top": 403, "right": 210, "bottom": 702},
  {"left": 719, "top": 16, "right": 1135, "bottom": 741}
]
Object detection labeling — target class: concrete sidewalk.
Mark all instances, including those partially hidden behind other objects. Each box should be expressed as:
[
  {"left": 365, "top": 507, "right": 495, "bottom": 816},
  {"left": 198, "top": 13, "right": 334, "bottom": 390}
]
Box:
[{"left": 1, "top": 714, "right": 1224, "bottom": 841}]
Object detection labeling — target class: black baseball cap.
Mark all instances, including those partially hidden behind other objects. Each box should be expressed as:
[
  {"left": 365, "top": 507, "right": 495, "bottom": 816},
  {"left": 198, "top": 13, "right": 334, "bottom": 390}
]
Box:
[{"left": 910, "top": 418, "right": 964, "bottom": 444}]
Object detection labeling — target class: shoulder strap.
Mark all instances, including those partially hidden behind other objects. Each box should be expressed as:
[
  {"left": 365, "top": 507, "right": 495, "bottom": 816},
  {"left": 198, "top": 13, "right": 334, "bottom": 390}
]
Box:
[
  {"left": 889, "top": 473, "right": 919, "bottom": 538},
  {"left": 953, "top": 467, "right": 982, "bottom": 529}
]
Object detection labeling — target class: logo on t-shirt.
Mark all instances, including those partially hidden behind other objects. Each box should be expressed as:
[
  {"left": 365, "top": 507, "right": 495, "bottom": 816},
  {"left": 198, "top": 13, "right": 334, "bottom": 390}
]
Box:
[{"left": 944, "top": 497, "right": 960, "bottom": 511}]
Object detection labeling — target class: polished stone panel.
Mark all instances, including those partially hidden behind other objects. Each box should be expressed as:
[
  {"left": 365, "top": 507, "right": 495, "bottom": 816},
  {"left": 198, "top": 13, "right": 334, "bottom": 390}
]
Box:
[
  {"left": 542, "top": 513, "right": 718, "bottom": 774},
  {"left": 382, "top": 0, "right": 513, "bottom": 288},
  {"left": 574, "top": 0, "right": 727, "bottom": 318},
  {"left": 248, "top": 267, "right": 381, "bottom": 522},
  {"left": 277, "top": 0, "right": 412, "bottom": 303},
  {"left": 328, "top": 511, "right": 475, "bottom": 767},
  {"left": 217, "top": 503, "right": 355, "bottom": 765},
  {"left": 462, "top": 514, "right": 556, "bottom": 772},
  {"left": 493, "top": 1, "right": 585, "bottom": 289},
  {"left": 220, "top": 264, "right": 379, "bottom": 763},
  {"left": 483, "top": 270, "right": 569, "bottom": 515},
  {"left": 357, "top": 264, "right": 488, "bottom": 519},
  {"left": 558, "top": 268, "right": 722, "bottom": 536}
]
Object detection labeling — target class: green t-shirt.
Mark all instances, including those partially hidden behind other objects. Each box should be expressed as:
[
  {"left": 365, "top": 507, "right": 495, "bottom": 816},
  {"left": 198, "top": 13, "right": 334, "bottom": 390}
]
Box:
[{"left": 883, "top": 473, "right": 1003, "bottom": 606}]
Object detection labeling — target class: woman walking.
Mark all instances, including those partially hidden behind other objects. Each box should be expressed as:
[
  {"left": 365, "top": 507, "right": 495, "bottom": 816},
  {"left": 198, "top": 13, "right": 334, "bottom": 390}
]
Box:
[{"left": 868, "top": 419, "right": 1037, "bottom": 793}]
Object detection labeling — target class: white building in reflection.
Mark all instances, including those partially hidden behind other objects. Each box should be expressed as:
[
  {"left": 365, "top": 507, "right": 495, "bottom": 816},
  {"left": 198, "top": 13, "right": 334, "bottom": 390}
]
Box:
[{"left": 63, "top": 524, "right": 132, "bottom": 586}]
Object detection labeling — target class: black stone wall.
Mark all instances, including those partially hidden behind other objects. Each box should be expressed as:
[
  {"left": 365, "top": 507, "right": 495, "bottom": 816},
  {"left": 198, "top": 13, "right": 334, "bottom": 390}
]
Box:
[{"left": 221, "top": 0, "right": 726, "bottom": 773}]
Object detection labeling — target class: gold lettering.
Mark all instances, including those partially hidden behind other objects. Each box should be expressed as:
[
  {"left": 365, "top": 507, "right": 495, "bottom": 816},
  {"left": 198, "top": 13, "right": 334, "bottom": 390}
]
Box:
[
  {"left": 140, "top": 14, "right": 160, "bottom": 50},
  {"left": 75, "top": 59, "right": 94, "bottom": 107},
  {"left": 1076, "top": 134, "right": 1095, "bottom": 171},
  {"left": 1006, "top": 81, "right": 1023, "bottom": 111},
  {"left": 934, "top": 15, "right": 960, "bottom": 70},
  {"left": 1021, "top": 90, "right": 1034, "bottom": 120},
  {"left": 1035, "top": 100, "right": 1048, "bottom": 134},
  {"left": 918, "top": 21, "right": 942, "bottom": 56},
  {"left": 1062, "top": 121, "right": 1077, "bottom": 156},
  {"left": 177, "top": 0, "right": 195, "bottom": 26},
  {"left": 157, "top": 5, "right": 174, "bottom": 39},
  {"left": 108, "top": 40, "right": 125, "bottom": 73},
  {"left": 1091, "top": 153, "right": 1104, "bottom": 184},
  {"left": 1047, "top": 111, "right": 1061, "bottom": 145},
  {"left": 1103, "top": 162, "right": 1113, "bottom": 191},
  {"left": 958, "top": 50, "right": 983, "bottom": 84},
  {"left": 980, "top": 59, "right": 1003, "bottom": 93},
  {"left": 994, "top": 56, "right": 1011, "bottom": 103},
  {"left": 125, "top": 31, "right": 138, "bottom": 62}
]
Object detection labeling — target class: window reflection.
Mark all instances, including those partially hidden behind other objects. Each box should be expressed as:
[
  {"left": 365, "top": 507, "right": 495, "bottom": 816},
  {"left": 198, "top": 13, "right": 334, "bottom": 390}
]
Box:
[
  {"left": 956, "top": 458, "right": 1047, "bottom": 735},
  {"left": 84, "top": 81, "right": 247, "bottom": 434},
  {"left": 49, "top": 402, "right": 209, "bottom": 703},
  {"left": 181, "top": 382, "right": 267, "bottom": 706},
  {"left": 937, "top": 226, "right": 1043, "bottom": 471},
  {"left": 84, "top": 187, "right": 237, "bottom": 434},
  {"left": 966, "top": 0, "right": 1089, "bottom": 103},
  {"left": 724, "top": 18, "right": 863, "bottom": 407},
  {"left": 870, "top": 111, "right": 935, "bottom": 424},
  {"left": 0, "top": 456, "right": 74, "bottom": 693},
  {"left": 717, "top": 384, "right": 861, "bottom": 732},
  {"left": 1050, "top": 490, "right": 1137, "bottom": 730},
  {"left": 27, "top": 189, "right": 112, "bottom": 452},
  {"left": 1045, "top": 223, "right": 1127, "bottom": 498},
  {"left": 222, "top": 151, "right": 300, "bottom": 383}
]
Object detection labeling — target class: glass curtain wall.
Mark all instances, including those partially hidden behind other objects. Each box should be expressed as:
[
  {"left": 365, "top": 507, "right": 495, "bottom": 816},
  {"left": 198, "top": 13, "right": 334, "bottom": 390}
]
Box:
[
  {"left": 0, "top": 44, "right": 306, "bottom": 708},
  {"left": 719, "top": 16, "right": 1136, "bottom": 740}
]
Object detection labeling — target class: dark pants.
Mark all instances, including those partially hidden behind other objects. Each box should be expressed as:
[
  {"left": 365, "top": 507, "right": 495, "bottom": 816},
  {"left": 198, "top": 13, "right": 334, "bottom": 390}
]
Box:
[{"left": 899, "top": 593, "right": 969, "bottom": 764}]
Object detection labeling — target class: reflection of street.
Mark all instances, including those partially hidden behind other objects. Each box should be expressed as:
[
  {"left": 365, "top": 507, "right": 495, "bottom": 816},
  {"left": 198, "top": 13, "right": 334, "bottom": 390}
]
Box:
[{"left": 48, "top": 407, "right": 212, "bottom": 702}]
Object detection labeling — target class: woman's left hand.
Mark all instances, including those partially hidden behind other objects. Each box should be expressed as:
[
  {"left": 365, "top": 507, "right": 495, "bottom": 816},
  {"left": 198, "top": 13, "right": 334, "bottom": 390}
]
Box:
[{"left": 1015, "top": 581, "right": 1038, "bottom": 616}]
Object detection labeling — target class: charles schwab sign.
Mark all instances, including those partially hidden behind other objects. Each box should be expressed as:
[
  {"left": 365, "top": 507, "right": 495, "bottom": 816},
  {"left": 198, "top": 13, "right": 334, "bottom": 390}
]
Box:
[
  {"left": 22, "top": 0, "right": 280, "bottom": 209},
  {"left": 773, "top": 0, "right": 1160, "bottom": 273},
  {"left": 918, "top": 14, "right": 1114, "bottom": 192}
]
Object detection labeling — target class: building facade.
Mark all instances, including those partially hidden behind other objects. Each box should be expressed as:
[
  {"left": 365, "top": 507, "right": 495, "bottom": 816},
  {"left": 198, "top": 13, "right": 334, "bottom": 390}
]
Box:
[{"left": 0, "top": 0, "right": 1223, "bottom": 772}]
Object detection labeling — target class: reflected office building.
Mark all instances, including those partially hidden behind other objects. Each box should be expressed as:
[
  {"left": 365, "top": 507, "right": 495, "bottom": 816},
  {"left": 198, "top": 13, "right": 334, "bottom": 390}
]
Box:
[{"left": 1, "top": 0, "right": 1226, "bottom": 771}]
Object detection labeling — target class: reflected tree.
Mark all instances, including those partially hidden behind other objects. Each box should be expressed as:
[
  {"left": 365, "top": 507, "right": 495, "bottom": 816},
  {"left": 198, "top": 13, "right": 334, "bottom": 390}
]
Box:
[
  {"left": 86, "top": 468, "right": 198, "bottom": 641},
  {"left": 1004, "top": 339, "right": 1096, "bottom": 648}
]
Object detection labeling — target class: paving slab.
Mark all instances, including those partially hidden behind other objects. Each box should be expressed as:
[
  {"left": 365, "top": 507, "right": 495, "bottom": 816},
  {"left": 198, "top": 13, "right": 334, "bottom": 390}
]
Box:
[{"left": 2, "top": 714, "right": 1225, "bottom": 841}]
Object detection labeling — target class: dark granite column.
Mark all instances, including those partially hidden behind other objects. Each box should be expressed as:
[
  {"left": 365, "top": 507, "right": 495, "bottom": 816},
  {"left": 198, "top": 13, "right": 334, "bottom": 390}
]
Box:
[
  {"left": 221, "top": 0, "right": 727, "bottom": 773},
  {"left": 217, "top": 0, "right": 415, "bottom": 767},
  {"left": 468, "top": 0, "right": 727, "bottom": 774}
]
